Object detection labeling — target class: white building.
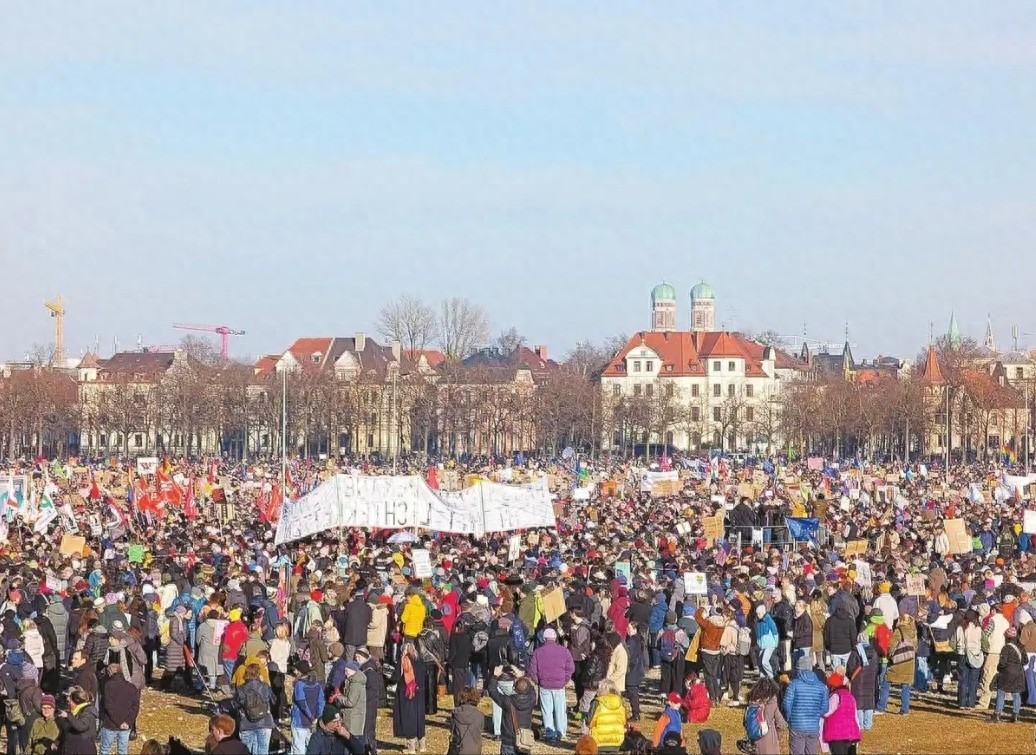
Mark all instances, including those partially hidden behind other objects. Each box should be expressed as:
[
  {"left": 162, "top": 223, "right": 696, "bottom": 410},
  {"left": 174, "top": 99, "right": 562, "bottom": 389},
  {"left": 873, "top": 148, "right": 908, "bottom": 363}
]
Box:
[{"left": 602, "top": 283, "right": 807, "bottom": 453}]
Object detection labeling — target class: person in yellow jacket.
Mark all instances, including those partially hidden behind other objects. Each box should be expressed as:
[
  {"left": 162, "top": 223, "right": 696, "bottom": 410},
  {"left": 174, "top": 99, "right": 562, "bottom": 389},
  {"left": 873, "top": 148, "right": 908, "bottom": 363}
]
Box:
[
  {"left": 232, "top": 651, "right": 272, "bottom": 687},
  {"left": 400, "top": 588, "right": 427, "bottom": 640},
  {"left": 587, "top": 679, "right": 627, "bottom": 752}
]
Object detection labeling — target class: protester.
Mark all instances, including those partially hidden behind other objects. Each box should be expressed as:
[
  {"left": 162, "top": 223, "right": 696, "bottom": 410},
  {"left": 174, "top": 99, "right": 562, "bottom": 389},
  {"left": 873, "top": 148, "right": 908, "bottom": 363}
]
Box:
[
  {"left": 586, "top": 679, "right": 626, "bottom": 753},
  {"left": 783, "top": 657, "right": 828, "bottom": 755},
  {"left": 528, "top": 627, "right": 573, "bottom": 744},
  {"left": 289, "top": 659, "right": 324, "bottom": 755},
  {"left": 447, "top": 687, "right": 485, "bottom": 755},
  {"left": 822, "top": 672, "right": 861, "bottom": 755},
  {"left": 743, "top": 678, "right": 785, "bottom": 755}
]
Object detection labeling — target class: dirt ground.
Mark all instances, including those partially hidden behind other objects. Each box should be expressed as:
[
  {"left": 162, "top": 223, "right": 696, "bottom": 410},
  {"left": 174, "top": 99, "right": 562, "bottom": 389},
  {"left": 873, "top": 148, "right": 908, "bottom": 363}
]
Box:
[{"left": 135, "top": 681, "right": 1035, "bottom": 755}]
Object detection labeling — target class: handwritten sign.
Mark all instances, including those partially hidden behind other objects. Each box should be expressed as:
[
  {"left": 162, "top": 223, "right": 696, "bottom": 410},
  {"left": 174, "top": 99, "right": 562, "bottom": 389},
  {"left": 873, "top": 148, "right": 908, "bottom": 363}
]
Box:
[
  {"left": 944, "top": 518, "right": 972, "bottom": 555},
  {"left": 615, "top": 561, "right": 632, "bottom": 585},
  {"left": 508, "top": 534, "right": 521, "bottom": 563},
  {"left": 843, "top": 540, "right": 868, "bottom": 558},
  {"left": 906, "top": 574, "right": 926, "bottom": 597},
  {"left": 59, "top": 535, "right": 86, "bottom": 557},
  {"left": 411, "top": 549, "right": 432, "bottom": 579},
  {"left": 543, "top": 587, "right": 566, "bottom": 623},
  {"left": 136, "top": 457, "right": 159, "bottom": 476}
]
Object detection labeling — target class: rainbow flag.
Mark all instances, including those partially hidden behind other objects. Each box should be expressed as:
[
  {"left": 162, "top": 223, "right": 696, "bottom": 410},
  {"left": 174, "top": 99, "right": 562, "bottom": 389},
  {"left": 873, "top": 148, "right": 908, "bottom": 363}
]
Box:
[{"left": 1001, "top": 444, "right": 1018, "bottom": 464}]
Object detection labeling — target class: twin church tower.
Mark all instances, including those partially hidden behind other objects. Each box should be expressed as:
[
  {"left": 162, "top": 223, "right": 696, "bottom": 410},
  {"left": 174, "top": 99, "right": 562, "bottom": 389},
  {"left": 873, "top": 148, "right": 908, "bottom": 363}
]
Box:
[{"left": 650, "top": 281, "right": 716, "bottom": 333}]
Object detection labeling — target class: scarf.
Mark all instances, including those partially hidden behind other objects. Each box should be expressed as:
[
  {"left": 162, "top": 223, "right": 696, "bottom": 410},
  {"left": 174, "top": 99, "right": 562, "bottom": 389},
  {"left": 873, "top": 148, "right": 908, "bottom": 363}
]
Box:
[{"left": 401, "top": 654, "right": 417, "bottom": 700}]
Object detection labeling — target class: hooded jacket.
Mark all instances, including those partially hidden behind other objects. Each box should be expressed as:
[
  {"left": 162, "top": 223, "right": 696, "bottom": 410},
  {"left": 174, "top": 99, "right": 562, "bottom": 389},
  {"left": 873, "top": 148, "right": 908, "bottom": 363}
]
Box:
[
  {"left": 824, "top": 603, "right": 856, "bottom": 655},
  {"left": 400, "top": 594, "right": 426, "bottom": 638},
  {"left": 339, "top": 671, "right": 367, "bottom": 736},
  {"left": 367, "top": 602, "right": 389, "bottom": 648},
  {"left": 783, "top": 670, "right": 828, "bottom": 733},
  {"left": 648, "top": 594, "right": 668, "bottom": 634},
  {"left": 588, "top": 692, "right": 626, "bottom": 748},
  {"left": 487, "top": 677, "right": 536, "bottom": 751},
  {"left": 449, "top": 703, "right": 486, "bottom": 755}
]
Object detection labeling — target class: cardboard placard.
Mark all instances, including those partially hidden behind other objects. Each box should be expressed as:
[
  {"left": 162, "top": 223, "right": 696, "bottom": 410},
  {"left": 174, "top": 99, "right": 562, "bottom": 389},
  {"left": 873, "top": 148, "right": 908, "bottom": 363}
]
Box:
[
  {"left": 683, "top": 572, "right": 708, "bottom": 595},
  {"left": 543, "top": 587, "right": 566, "bottom": 623},
  {"left": 59, "top": 535, "right": 86, "bottom": 557},
  {"left": 508, "top": 534, "right": 521, "bottom": 563},
  {"left": 843, "top": 540, "right": 868, "bottom": 558},
  {"left": 944, "top": 518, "right": 972, "bottom": 554},
  {"left": 906, "top": 574, "right": 926, "bottom": 597},
  {"left": 651, "top": 480, "right": 682, "bottom": 497},
  {"left": 703, "top": 513, "right": 725, "bottom": 542},
  {"left": 675, "top": 521, "right": 691, "bottom": 536}
]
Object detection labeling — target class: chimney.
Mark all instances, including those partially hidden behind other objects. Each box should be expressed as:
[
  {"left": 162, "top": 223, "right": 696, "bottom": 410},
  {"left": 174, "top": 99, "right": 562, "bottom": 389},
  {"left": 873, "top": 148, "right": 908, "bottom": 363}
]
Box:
[
  {"left": 355, "top": 332, "right": 366, "bottom": 353},
  {"left": 391, "top": 340, "right": 401, "bottom": 361},
  {"left": 535, "top": 344, "right": 548, "bottom": 360}
]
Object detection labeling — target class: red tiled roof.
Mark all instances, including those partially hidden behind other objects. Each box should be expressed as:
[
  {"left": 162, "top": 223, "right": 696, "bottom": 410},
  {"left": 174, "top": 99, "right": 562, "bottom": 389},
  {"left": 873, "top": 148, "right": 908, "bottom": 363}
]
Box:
[
  {"left": 404, "top": 349, "right": 446, "bottom": 368},
  {"left": 287, "top": 338, "right": 334, "bottom": 364},
  {"left": 602, "top": 331, "right": 705, "bottom": 377},
  {"left": 919, "top": 345, "right": 945, "bottom": 387},
  {"left": 254, "top": 354, "right": 279, "bottom": 377}
]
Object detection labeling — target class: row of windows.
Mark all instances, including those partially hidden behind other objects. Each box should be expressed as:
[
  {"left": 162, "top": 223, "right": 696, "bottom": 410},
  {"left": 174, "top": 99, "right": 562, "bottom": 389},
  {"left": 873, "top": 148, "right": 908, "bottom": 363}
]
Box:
[
  {"left": 712, "top": 360, "right": 739, "bottom": 372},
  {"left": 613, "top": 383, "right": 755, "bottom": 398},
  {"left": 632, "top": 359, "right": 744, "bottom": 374}
]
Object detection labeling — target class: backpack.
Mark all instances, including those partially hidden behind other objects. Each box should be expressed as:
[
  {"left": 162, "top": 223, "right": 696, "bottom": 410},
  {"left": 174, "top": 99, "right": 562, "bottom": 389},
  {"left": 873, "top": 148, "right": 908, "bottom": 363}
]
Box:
[
  {"left": 659, "top": 629, "right": 678, "bottom": 663},
  {"left": 145, "top": 607, "right": 159, "bottom": 641},
  {"left": 1021, "top": 621, "right": 1036, "bottom": 654},
  {"left": 471, "top": 626, "right": 490, "bottom": 654},
  {"left": 419, "top": 629, "right": 442, "bottom": 665},
  {"left": 242, "top": 685, "right": 270, "bottom": 723},
  {"left": 890, "top": 634, "right": 916, "bottom": 666},
  {"left": 743, "top": 704, "right": 768, "bottom": 742},
  {"left": 324, "top": 623, "right": 340, "bottom": 646},
  {"left": 158, "top": 615, "right": 171, "bottom": 647},
  {"left": 3, "top": 698, "right": 25, "bottom": 727},
  {"left": 736, "top": 625, "right": 752, "bottom": 656},
  {"left": 509, "top": 617, "right": 529, "bottom": 662}
]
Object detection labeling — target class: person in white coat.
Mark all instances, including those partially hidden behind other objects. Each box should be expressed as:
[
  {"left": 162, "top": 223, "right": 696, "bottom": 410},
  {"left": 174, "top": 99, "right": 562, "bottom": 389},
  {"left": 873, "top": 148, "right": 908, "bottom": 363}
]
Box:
[
  {"left": 22, "top": 619, "right": 45, "bottom": 670},
  {"left": 978, "top": 603, "right": 1010, "bottom": 709}
]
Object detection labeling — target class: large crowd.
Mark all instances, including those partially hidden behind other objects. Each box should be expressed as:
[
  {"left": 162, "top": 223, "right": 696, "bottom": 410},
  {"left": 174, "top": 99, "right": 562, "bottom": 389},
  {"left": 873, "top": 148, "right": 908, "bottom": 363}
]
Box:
[{"left": 0, "top": 454, "right": 1031, "bottom": 755}]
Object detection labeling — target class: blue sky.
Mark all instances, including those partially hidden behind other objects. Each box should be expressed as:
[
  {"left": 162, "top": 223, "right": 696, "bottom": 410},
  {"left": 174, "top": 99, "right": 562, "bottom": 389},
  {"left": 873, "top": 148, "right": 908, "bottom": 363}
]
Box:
[{"left": 2, "top": 3, "right": 1034, "bottom": 362}]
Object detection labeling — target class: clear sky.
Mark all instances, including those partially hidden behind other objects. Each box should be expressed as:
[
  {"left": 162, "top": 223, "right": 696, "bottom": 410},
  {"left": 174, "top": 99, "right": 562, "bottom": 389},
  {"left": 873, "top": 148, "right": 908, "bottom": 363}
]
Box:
[{"left": 2, "top": 3, "right": 1034, "bottom": 363}]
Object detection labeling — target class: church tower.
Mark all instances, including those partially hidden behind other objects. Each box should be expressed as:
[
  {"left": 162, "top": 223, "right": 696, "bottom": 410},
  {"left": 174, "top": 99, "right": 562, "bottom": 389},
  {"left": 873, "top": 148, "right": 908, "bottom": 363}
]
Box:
[
  {"left": 690, "top": 280, "right": 716, "bottom": 332},
  {"left": 650, "top": 283, "right": 676, "bottom": 331}
]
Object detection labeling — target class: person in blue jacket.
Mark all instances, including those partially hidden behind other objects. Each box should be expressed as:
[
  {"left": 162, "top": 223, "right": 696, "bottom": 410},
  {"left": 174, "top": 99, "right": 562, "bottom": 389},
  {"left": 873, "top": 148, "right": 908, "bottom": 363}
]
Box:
[
  {"left": 782, "top": 656, "right": 829, "bottom": 755},
  {"left": 755, "top": 604, "right": 779, "bottom": 680},
  {"left": 648, "top": 592, "right": 668, "bottom": 668}
]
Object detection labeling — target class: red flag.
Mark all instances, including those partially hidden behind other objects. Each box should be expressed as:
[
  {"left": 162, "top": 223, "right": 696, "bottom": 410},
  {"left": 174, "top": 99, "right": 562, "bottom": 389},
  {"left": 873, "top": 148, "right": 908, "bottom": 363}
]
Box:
[
  {"left": 88, "top": 473, "right": 101, "bottom": 501},
  {"left": 426, "top": 467, "right": 439, "bottom": 490},
  {"left": 184, "top": 478, "right": 197, "bottom": 521},
  {"left": 267, "top": 484, "right": 283, "bottom": 524},
  {"left": 207, "top": 462, "right": 217, "bottom": 485},
  {"left": 155, "top": 470, "right": 183, "bottom": 508}
]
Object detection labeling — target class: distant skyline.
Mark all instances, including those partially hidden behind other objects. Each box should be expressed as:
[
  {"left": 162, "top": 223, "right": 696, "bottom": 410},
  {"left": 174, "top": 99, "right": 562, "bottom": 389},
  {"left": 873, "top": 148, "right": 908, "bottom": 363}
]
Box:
[{"left": 2, "top": 4, "right": 1034, "bottom": 362}]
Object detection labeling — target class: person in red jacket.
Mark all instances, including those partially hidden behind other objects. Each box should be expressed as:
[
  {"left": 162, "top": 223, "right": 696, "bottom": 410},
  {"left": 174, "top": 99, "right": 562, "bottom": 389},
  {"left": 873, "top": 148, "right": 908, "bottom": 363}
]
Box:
[
  {"left": 684, "top": 672, "right": 712, "bottom": 723},
  {"left": 608, "top": 587, "right": 631, "bottom": 639},
  {"left": 221, "top": 608, "right": 248, "bottom": 688}
]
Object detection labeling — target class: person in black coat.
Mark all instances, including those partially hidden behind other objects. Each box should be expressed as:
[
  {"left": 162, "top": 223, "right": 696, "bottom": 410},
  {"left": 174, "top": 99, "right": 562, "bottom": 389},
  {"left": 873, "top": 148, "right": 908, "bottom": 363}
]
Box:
[
  {"left": 824, "top": 602, "right": 856, "bottom": 667},
  {"left": 845, "top": 633, "right": 878, "bottom": 728},
  {"left": 624, "top": 624, "right": 648, "bottom": 721},
  {"left": 487, "top": 670, "right": 536, "bottom": 755},
  {"left": 57, "top": 686, "right": 98, "bottom": 755},
  {"left": 339, "top": 593, "right": 372, "bottom": 660},
  {"left": 447, "top": 621, "right": 474, "bottom": 705},
  {"left": 392, "top": 642, "right": 427, "bottom": 753},
  {"left": 992, "top": 629, "right": 1026, "bottom": 723}
]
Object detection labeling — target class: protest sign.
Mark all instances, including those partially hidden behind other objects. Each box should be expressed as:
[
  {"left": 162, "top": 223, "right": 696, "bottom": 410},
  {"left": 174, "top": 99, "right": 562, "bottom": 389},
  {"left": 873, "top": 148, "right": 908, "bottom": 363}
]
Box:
[
  {"left": 59, "top": 535, "right": 86, "bottom": 557},
  {"left": 843, "top": 540, "right": 868, "bottom": 558},
  {"left": 508, "top": 534, "right": 521, "bottom": 563},
  {"left": 807, "top": 457, "right": 824, "bottom": 471},
  {"left": 703, "top": 513, "right": 725, "bottom": 542},
  {"left": 675, "top": 521, "right": 691, "bottom": 536},
  {"left": 128, "top": 544, "right": 145, "bottom": 564},
  {"left": 411, "top": 549, "right": 433, "bottom": 579},
  {"left": 572, "top": 487, "right": 592, "bottom": 501},
  {"left": 45, "top": 576, "right": 67, "bottom": 593},
  {"left": 543, "top": 588, "right": 566, "bottom": 623},
  {"left": 1024, "top": 510, "right": 1036, "bottom": 535},
  {"left": 615, "top": 561, "right": 632, "bottom": 584},
  {"left": 136, "top": 457, "right": 159, "bottom": 476},
  {"left": 683, "top": 572, "right": 708, "bottom": 595},
  {"left": 944, "top": 518, "right": 972, "bottom": 555},
  {"left": 906, "top": 574, "right": 926, "bottom": 597}
]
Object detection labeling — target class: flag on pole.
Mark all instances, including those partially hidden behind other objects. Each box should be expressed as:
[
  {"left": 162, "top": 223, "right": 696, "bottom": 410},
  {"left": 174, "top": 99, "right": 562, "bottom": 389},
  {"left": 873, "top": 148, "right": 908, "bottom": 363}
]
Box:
[{"left": 184, "top": 478, "right": 197, "bottom": 521}]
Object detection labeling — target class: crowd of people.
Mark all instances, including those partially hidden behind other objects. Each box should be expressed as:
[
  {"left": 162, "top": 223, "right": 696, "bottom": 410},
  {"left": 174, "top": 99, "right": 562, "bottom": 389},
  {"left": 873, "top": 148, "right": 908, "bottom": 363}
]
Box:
[{"left": 0, "top": 454, "right": 1031, "bottom": 755}]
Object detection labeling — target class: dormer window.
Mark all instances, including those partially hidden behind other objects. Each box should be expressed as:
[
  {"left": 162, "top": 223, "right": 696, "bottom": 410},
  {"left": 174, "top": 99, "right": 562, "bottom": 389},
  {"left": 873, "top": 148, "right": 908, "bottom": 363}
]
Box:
[{"left": 311, "top": 352, "right": 322, "bottom": 363}]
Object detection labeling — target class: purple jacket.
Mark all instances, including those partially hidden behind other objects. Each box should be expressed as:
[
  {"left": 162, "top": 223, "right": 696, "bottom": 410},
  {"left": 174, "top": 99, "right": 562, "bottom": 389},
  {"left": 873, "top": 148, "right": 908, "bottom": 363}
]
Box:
[{"left": 528, "top": 640, "right": 575, "bottom": 690}]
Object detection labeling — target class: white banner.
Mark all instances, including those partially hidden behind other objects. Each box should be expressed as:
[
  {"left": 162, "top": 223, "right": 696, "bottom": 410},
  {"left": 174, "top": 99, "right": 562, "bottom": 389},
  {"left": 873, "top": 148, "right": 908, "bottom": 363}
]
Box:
[
  {"left": 275, "top": 473, "right": 556, "bottom": 545},
  {"left": 640, "top": 470, "right": 679, "bottom": 492}
]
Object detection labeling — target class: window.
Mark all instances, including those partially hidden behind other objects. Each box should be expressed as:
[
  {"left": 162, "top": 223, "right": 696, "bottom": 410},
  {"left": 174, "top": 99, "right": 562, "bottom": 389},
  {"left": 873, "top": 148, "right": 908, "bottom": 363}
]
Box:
[
  {"left": 746, "top": 407, "right": 755, "bottom": 422},
  {"left": 727, "top": 384, "right": 735, "bottom": 397},
  {"left": 633, "top": 384, "right": 642, "bottom": 397},
  {"left": 1017, "top": 367, "right": 1024, "bottom": 380},
  {"left": 367, "top": 434, "right": 374, "bottom": 448},
  {"left": 713, "top": 384, "right": 721, "bottom": 397},
  {"left": 728, "top": 361, "right": 736, "bottom": 372},
  {"left": 134, "top": 433, "right": 143, "bottom": 448},
  {"left": 713, "top": 407, "right": 721, "bottom": 421},
  {"left": 645, "top": 384, "right": 654, "bottom": 398},
  {"left": 612, "top": 385, "right": 621, "bottom": 397},
  {"left": 645, "top": 361, "right": 654, "bottom": 373},
  {"left": 712, "top": 361, "right": 721, "bottom": 372},
  {"left": 691, "top": 384, "right": 699, "bottom": 398},
  {"left": 99, "top": 434, "right": 107, "bottom": 447},
  {"left": 745, "top": 384, "right": 754, "bottom": 398},
  {"left": 665, "top": 431, "right": 674, "bottom": 446},
  {"left": 262, "top": 433, "right": 270, "bottom": 447},
  {"left": 633, "top": 360, "right": 642, "bottom": 373},
  {"left": 691, "top": 407, "right": 701, "bottom": 422}
]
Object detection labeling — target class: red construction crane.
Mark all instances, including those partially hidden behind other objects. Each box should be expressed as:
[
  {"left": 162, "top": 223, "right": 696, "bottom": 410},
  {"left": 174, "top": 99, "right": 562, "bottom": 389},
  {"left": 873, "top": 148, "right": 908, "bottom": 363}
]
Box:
[{"left": 172, "top": 323, "right": 246, "bottom": 360}]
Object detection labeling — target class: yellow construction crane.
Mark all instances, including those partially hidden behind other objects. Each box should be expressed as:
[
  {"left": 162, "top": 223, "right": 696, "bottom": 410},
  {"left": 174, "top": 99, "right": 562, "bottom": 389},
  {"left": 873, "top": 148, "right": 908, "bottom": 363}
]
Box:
[{"left": 44, "top": 296, "right": 65, "bottom": 365}]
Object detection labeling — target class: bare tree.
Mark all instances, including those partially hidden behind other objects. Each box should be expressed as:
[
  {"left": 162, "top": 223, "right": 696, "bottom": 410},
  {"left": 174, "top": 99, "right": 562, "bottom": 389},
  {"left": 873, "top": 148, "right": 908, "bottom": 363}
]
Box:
[
  {"left": 495, "top": 327, "right": 526, "bottom": 356},
  {"left": 377, "top": 294, "right": 439, "bottom": 354},
  {"left": 438, "top": 298, "right": 490, "bottom": 363}
]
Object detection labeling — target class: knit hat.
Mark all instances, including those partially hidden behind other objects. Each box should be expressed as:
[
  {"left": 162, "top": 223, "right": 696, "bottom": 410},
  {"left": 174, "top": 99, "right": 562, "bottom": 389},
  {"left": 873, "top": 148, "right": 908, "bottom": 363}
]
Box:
[
  {"left": 878, "top": 581, "right": 891, "bottom": 594},
  {"left": 227, "top": 608, "right": 242, "bottom": 622},
  {"left": 40, "top": 695, "right": 56, "bottom": 708},
  {"left": 343, "top": 661, "right": 361, "bottom": 673},
  {"left": 665, "top": 610, "right": 677, "bottom": 624},
  {"left": 321, "top": 706, "right": 342, "bottom": 725},
  {"left": 543, "top": 628, "right": 558, "bottom": 641},
  {"left": 294, "top": 659, "right": 312, "bottom": 675},
  {"left": 329, "top": 642, "right": 345, "bottom": 658},
  {"left": 827, "top": 672, "right": 845, "bottom": 688},
  {"left": 697, "top": 729, "right": 722, "bottom": 755},
  {"left": 667, "top": 692, "right": 683, "bottom": 706}
]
